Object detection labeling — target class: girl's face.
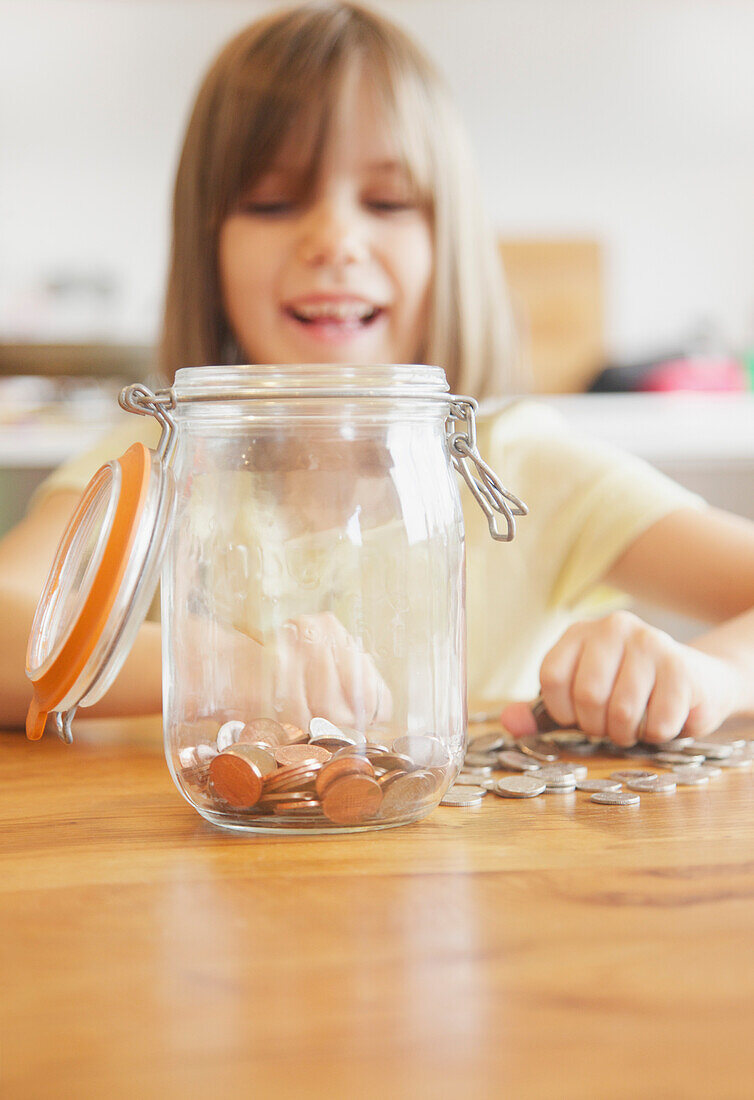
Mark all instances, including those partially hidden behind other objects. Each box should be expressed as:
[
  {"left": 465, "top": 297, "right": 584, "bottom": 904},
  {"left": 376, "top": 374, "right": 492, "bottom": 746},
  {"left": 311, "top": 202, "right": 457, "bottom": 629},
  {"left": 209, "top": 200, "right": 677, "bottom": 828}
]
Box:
[{"left": 218, "top": 68, "right": 433, "bottom": 366}]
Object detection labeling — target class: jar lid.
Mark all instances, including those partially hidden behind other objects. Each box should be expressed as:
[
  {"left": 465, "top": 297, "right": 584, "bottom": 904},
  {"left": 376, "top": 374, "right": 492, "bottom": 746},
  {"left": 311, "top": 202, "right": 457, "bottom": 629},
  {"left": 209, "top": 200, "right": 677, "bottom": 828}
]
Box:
[{"left": 26, "top": 443, "right": 175, "bottom": 741}]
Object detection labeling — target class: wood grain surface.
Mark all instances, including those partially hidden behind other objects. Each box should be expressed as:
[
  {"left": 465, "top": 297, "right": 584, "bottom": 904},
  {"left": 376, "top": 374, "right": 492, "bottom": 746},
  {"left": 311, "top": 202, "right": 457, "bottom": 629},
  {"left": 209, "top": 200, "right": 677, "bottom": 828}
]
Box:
[{"left": 2, "top": 715, "right": 753, "bottom": 1099}]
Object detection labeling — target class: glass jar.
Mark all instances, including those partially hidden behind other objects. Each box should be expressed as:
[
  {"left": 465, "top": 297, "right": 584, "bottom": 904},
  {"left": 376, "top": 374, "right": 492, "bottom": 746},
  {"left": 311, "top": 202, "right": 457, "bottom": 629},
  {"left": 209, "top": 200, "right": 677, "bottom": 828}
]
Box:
[{"left": 26, "top": 364, "right": 526, "bottom": 834}]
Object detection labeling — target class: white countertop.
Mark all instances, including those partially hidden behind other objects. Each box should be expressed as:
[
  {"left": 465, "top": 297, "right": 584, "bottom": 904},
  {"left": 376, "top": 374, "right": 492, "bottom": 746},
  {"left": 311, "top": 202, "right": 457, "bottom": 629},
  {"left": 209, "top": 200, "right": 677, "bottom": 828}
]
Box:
[{"left": 1, "top": 392, "right": 753, "bottom": 468}]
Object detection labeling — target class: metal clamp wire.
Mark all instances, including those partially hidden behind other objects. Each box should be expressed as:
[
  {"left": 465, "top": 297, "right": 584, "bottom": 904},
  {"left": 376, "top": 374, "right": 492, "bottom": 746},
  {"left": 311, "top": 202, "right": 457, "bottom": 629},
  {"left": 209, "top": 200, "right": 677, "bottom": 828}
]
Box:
[{"left": 119, "top": 383, "right": 177, "bottom": 462}]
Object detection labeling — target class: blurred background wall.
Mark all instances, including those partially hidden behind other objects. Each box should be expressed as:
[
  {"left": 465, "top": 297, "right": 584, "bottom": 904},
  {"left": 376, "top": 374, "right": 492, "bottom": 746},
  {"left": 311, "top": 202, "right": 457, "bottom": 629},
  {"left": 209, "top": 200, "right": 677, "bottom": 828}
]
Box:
[{"left": 2, "top": 0, "right": 753, "bottom": 360}]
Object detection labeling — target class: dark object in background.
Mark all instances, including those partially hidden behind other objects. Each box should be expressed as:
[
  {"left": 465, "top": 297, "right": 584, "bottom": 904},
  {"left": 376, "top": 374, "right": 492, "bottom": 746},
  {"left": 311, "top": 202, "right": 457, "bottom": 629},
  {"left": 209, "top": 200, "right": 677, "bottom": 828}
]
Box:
[{"left": 590, "top": 351, "right": 748, "bottom": 394}]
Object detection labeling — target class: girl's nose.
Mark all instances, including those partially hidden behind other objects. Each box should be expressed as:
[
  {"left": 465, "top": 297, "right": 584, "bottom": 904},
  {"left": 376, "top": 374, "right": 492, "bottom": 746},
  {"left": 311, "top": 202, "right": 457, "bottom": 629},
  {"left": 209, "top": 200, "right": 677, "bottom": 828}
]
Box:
[{"left": 298, "top": 200, "right": 368, "bottom": 268}]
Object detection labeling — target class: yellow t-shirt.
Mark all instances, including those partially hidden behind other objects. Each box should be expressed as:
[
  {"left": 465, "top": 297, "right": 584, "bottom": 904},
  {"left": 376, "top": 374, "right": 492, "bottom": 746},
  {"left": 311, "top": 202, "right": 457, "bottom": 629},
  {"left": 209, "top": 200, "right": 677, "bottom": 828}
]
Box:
[{"left": 32, "top": 401, "right": 704, "bottom": 703}]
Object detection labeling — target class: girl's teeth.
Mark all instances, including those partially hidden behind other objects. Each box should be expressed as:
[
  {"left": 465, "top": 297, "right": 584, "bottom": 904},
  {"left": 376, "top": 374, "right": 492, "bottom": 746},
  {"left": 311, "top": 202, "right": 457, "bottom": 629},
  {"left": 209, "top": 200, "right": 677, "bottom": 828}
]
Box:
[{"left": 291, "top": 302, "right": 376, "bottom": 322}]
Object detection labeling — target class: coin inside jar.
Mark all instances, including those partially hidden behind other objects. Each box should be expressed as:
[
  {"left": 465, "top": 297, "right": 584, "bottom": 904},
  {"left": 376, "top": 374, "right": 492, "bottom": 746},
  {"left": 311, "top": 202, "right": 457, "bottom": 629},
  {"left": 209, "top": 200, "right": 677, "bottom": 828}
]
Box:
[
  {"left": 309, "top": 733, "right": 357, "bottom": 752},
  {"left": 274, "top": 744, "right": 332, "bottom": 767},
  {"left": 315, "top": 755, "right": 376, "bottom": 798},
  {"left": 239, "top": 717, "right": 286, "bottom": 747},
  {"left": 216, "top": 719, "right": 246, "bottom": 752},
  {"left": 209, "top": 747, "right": 264, "bottom": 808},
  {"left": 280, "top": 723, "right": 308, "bottom": 745},
  {"left": 321, "top": 774, "right": 383, "bottom": 825},
  {"left": 379, "top": 770, "right": 436, "bottom": 816},
  {"left": 392, "top": 734, "right": 450, "bottom": 768},
  {"left": 263, "top": 762, "right": 322, "bottom": 793}
]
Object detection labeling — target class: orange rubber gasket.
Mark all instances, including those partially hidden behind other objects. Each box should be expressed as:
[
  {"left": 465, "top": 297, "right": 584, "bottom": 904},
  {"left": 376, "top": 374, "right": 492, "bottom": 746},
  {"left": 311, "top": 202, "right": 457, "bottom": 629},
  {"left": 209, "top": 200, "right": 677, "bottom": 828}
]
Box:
[{"left": 26, "top": 443, "right": 152, "bottom": 740}]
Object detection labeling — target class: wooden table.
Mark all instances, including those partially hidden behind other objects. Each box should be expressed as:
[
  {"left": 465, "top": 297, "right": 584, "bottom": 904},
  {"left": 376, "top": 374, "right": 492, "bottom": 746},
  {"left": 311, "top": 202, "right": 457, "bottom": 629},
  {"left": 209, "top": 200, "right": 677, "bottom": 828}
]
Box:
[{"left": 2, "top": 716, "right": 754, "bottom": 1099}]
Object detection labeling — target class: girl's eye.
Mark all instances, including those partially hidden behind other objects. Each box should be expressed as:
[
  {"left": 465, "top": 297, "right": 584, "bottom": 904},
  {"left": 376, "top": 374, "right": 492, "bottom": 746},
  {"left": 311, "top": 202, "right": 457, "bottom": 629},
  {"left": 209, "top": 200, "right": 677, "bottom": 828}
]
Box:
[
  {"left": 365, "top": 199, "right": 413, "bottom": 213},
  {"left": 239, "top": 200, "right": 295, "bottom": 216}
]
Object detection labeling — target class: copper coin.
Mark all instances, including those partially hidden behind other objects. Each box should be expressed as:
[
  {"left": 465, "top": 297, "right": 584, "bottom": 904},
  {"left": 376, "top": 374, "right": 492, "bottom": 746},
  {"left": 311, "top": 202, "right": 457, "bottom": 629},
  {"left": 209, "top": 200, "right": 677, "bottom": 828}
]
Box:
[
  {"left": 380, "top": 770, "right": 436, "bottom": 816},
  {"left": 209, "top": 747, "right": 263, "bottom": 808},
  {"left": 322, "top": 774, "right": 383, "bottom": 825},
  {"left": 231, "top": 744, "right": 277, "bottom": 777},
  {"left": 366, "top": 749, "right": 416, "bottom": 772},
  {"left": 315, "top": 755, "right": 375, "bottom": 798},
  {"left": 274, "top": 744, "right": 332, "bottom": 767},
  {"left": 309, "top": 734, "right": 356, "bottom": 752},
  {"left": 239, "top": 718, "right": 285, "bottom": 747},
  {"left": 272, "top": 800, "right": 322, "bottom": 816},
  {"left": 263, "top": 763, "right": 322, "bottom": 793},
  {"left": 281, "top": 723, "right": 308, "bottom": 745},
  {"left": 258, "top": 791, "right": 318, "bottom": 805}
]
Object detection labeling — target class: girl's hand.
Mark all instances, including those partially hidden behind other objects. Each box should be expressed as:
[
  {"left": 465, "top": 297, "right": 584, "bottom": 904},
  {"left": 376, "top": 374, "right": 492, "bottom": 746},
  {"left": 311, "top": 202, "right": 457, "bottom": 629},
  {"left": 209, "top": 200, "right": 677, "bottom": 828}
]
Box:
[
  {"left": 181, "top": 610, "right": 392, "bottom": 732},
  {"left": 536, "top": 610, "right": 746, "bottom": 745},
  {"left": 272, "top": 612, "right": 392, "bottom": 731}
]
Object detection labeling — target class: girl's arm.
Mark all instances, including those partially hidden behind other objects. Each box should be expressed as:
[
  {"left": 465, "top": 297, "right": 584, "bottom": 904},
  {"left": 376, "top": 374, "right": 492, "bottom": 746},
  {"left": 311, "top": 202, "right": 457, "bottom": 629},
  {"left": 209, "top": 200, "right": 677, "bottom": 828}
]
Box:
[
  {"left": 535, "top": 506, "right": 754, "bottom": 744},
  {"left": 0, "top": 491, "right": 163, "bottom": 728}
]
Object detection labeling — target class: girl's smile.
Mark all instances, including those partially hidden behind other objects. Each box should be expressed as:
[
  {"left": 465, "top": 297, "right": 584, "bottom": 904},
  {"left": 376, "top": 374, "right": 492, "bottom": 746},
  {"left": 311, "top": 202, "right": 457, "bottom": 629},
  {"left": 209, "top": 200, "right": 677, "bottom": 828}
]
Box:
[{"left": 282, "top": 292, "right": 388, "bottom": 346}]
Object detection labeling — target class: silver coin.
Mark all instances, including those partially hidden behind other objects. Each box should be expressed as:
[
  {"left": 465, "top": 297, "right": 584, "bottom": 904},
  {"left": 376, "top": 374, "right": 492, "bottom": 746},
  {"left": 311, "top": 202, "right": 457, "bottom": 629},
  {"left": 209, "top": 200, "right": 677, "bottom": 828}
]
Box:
[
  {"left": 309, "top": 717, "right": 344, "bottom": 740},
  {"left": 691, "top": 764, "right": 722, "bottom": 780},
  {"left": 464, "top": 751, "right": 499, "bottom": 768},
  {"left": 459, "top": 765, "right": 494, "bottom": 778},
  {"left": 718, "top": 753, "right": 753, "bottom": 769},
  {"left": 541, "top": 730, "right": 594, "bottom": 746},
  {"left": 606, "top": 743, "right": 650, "bottom": 759},
  {"left": 567, "top": 740, "right": 602, "bottom": 756},
  {"left": 577, "top": 778, "right": 622, "bottom": 793},
  {"left": 235, "top": 743, "right": 278, "bottom": 776},
  {"left": 671, "top": 765, "right": 710, "bottom": 785},
  {"left": 610, "top": 769, "right": 657, "bottom": 783},
  {"left": 196, "top": 743, "right": 218, "bottom": 763},
  {"left": 493, "top": 775, "right": 547, "bottom": 798},
  {"left": 662, "top": 735, "right": 695, "bottom": 749},
  {"left": 535, "top": 764, "right": 578, "bottom": 785},
  {"left": 622, "top": 744, "right": 660, "bottom": 759},
  {"left": 627, "top": 775, "right": 677, "bottom": 793},
  {"left": 591, "top": 791, "right": 641, "bottom": 806},
  {"left": 544, "top": 782, "right": 576, "bottom": 793},
  {"left": 449, "top": 783, "right": 487, "bottom": 799},
  {"left": 394, "top": 734, "right": 450, "bottom": 768},
  {"left": 216, "top": 719, "right": 245, "bottom": 753},
  {"left": 441, "top": 789, "right": 485, "bottom": 806},
  {"left": 517, "top": 736, "right": 560, "bottom": 762},
  {"left": 566, "top": 762, "right": 588, "bottom": 782},
  {"left": 655, "top": 751, "right": 704, "bottom": 765},
  {"left": 497, "top": 750, "right": 541, "bottom": 772},
  {"left": 469, "top": 731, "right": 512, "bottom": 753},
  {"left": 454, "top": 775, "right": 494, "bottom": 788},
  {"left": 179, "top": 746, "right": 198, "bottom": 768},
  {"left": 685, "top": 741, "right": 733, "bottom": 759}
]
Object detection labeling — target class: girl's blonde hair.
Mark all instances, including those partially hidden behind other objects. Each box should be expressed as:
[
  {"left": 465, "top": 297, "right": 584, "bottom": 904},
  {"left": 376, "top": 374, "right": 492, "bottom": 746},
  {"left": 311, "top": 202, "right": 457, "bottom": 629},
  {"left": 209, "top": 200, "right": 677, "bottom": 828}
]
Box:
[{"left": 159, "top": 0, "right": 521, "bottom": 398}]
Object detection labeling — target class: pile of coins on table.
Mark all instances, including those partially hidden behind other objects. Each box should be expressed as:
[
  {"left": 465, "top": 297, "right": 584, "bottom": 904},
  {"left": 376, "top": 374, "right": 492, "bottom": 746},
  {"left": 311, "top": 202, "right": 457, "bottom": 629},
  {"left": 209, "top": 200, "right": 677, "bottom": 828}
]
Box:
[
  {"left": 177, "top": 717, "right": 454, "bottom": 827},
  {"left": 441, "top": 726, "right": 754, "bottom": 809}
]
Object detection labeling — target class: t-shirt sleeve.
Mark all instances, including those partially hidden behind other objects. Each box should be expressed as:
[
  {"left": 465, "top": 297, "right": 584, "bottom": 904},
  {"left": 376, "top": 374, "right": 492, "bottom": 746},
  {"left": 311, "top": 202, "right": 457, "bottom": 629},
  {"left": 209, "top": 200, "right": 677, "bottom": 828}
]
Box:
[
  {"left": 28, "top": 415, "right": 162, "bottom": 511},
  {"left": 482, "top": 401, "right": 708, "bottom": 612}
]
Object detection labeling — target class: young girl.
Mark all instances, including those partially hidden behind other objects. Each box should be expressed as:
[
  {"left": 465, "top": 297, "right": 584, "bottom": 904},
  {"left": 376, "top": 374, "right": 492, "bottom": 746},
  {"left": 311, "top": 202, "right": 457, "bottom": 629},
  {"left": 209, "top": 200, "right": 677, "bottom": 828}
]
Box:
[{"left": 2, "top": 0, "right": 754, "bottom": 744}]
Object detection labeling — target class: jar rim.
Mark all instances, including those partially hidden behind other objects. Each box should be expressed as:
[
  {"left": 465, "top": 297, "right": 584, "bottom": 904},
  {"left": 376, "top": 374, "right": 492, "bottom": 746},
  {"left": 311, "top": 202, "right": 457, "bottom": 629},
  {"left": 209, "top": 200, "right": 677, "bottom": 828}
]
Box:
[{"left": 172, "top": 363, "right": 450, "bottom": 401}]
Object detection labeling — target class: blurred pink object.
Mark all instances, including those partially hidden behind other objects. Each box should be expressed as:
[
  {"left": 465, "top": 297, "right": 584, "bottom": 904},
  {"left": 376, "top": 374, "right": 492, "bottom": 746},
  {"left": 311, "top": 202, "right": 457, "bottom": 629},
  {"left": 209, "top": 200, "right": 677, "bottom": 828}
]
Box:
[
  {"left": 641, "top": 356, "right": 746, "bottom": 393},
  {"left": 500, "top": 700, "right": 538, "bottom": 738}
]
